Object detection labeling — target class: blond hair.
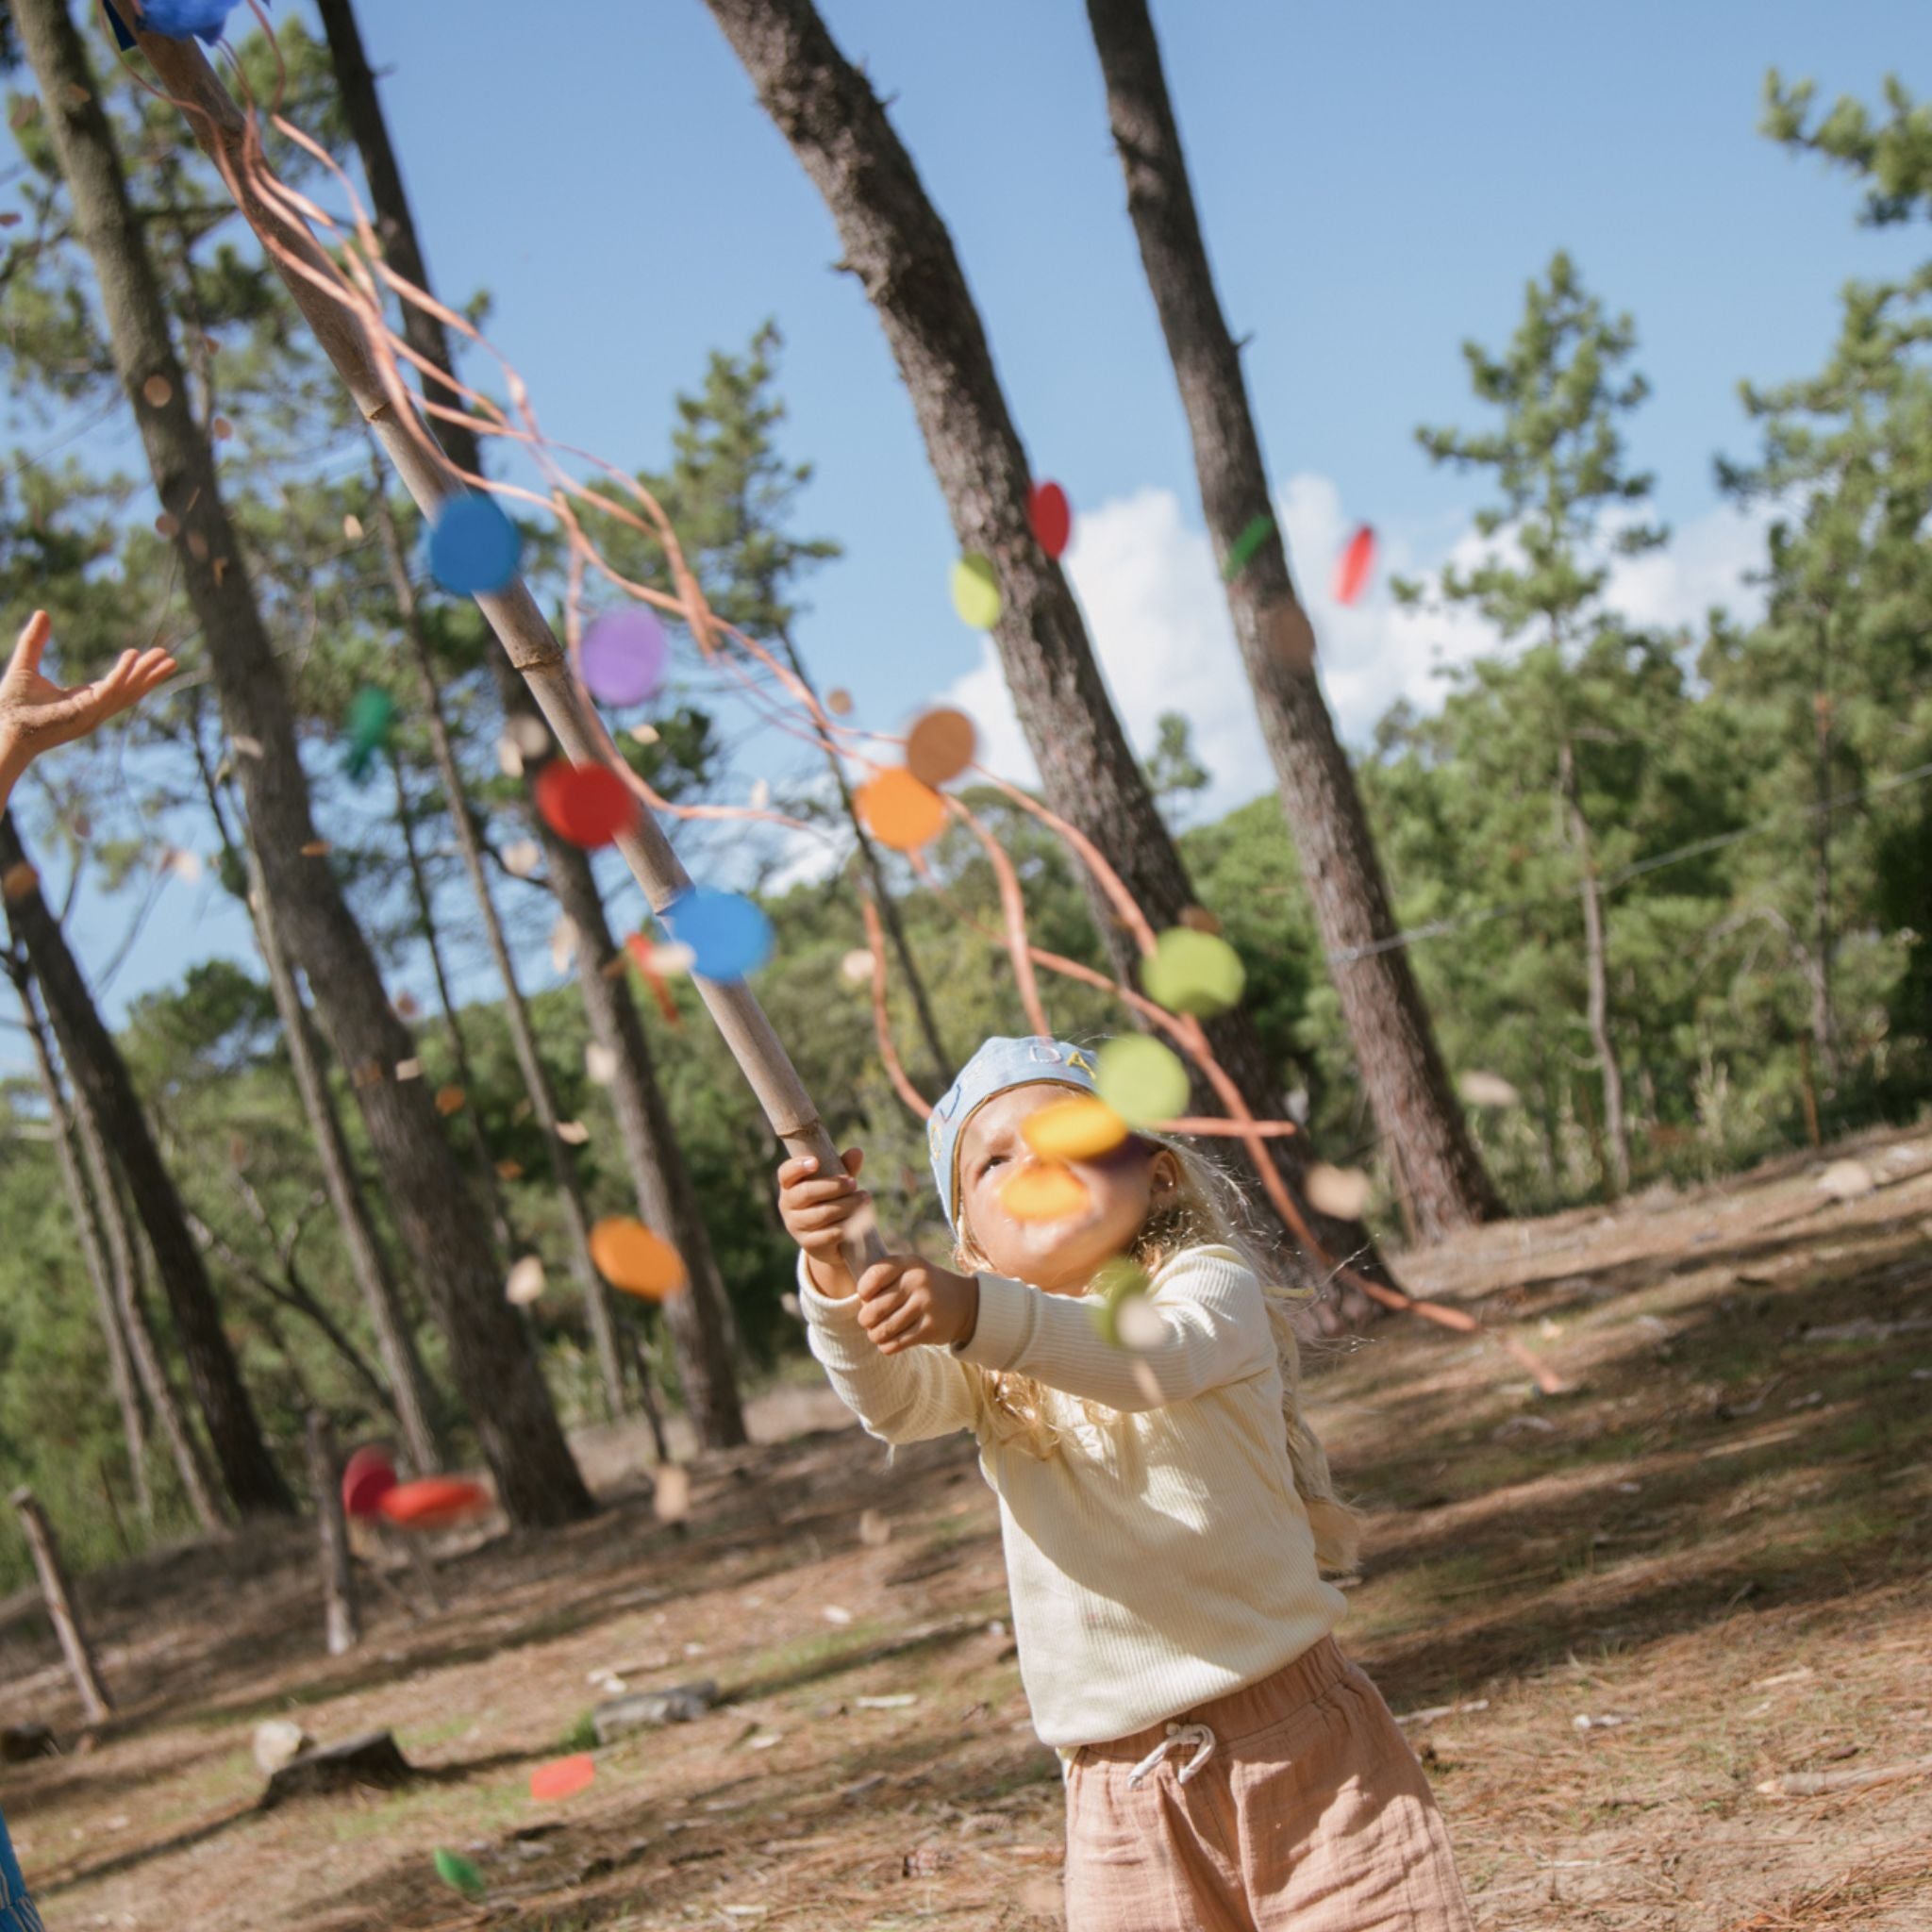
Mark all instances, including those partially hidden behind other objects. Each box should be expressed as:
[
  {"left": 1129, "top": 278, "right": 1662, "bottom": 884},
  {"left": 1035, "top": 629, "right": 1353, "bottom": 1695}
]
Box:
[{"left": 953, "top": 1134, "right": 1361, "bottom": 1574}]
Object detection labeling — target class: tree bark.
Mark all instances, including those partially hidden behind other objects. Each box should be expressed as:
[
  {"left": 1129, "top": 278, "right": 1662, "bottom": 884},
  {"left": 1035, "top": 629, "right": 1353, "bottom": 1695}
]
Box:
[
  {"left": 1, "top": 809, "right": 291, "bottom": 1514},
  {"left": 1810, "top": 633, "right": 1840, "bottom": 1086},
  {"left": 1559, "top": 740, "right": 1627, "bottom": 1196},
  {"left": 11, "top": 1486, "right": 113, "bottom": 1724},
  {"left": 193, "top": 725, "right": 443, "bottom": 1475},
  {"left": 303, "top": 1410, "right": 359, "bottom": 1656},
  {"left": 698, "top": 0, "right": 1387, "bottom": 1293},
  {"left": 14, "top": 0, "right": 591, "bottom": 1526},
  {"left": 8, "top": 953, "right": 152, "bottom": 1524},
  {"left": 313, "top": 0, "right": 748, "bottom": 1443},
  {"left": 1083, "top": 0, "right": 1505, "bottom": 1241},
  {"left": 373, "top": 480, "right": 627, "bottom": 1424}
]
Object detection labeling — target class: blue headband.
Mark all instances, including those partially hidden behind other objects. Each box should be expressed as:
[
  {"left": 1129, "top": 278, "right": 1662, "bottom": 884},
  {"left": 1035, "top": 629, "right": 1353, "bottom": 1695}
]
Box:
[{"left": 926, "top": 1036, "right": 1101, "bottom": 1230}]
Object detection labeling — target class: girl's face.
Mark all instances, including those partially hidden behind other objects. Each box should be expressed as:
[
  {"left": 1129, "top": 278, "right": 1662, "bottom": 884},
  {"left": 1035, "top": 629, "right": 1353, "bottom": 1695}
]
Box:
[{"left": 955, "top": 1084, "right": 1180, "bottom": 1293}]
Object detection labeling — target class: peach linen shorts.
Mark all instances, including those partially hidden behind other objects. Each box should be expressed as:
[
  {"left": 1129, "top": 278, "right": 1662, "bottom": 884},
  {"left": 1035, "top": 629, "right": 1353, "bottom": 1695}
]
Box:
[{"left": 1061, "top": 1638, "right": 1474, "bottom": 1932}]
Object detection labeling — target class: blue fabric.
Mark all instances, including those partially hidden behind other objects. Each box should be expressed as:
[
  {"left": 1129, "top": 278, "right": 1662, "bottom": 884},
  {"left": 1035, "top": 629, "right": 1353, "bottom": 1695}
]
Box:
[
  {"left": 926, "top": 1036, "right": 1100, "bottom": 1229},
  {"left": 0, "top": 1806, "right": 45, "bottom": 1932}
]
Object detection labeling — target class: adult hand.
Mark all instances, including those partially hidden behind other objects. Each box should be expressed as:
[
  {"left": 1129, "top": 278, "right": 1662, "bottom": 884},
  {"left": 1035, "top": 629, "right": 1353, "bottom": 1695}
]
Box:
[{"left": 0, "top": 610, "right": 177, "bottom": 807}]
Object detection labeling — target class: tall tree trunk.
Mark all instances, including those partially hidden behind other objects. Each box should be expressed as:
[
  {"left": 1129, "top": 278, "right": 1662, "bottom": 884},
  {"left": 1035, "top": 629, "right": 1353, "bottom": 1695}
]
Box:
[
  {"left": 192, "top": 724, "right": 443, "bottom": 1474},
  {"left": 697, "top": 0, "right": 1388, "bottom": 1298},
  {"left": 15, "top": 0, "right": 591, "bottom": 1525},
  {"left": 773, "top": 619, "right": 952, "bottom": 1091},
  {"left": 0, "top": 810, "right": 291, "bottom": 1514},
  {"left": 1082, "top": 0, "right": 1504, "bottom": 1241},
  {"left": 385, "top": 741, "right": 519, "bottom": 1259},
  {"left": 313, "top": 0, "right": 748, "bottom": 1443},
  {"left": 7, "top": 951, "right": 153, "bottom": 1524},
  {"left": 373, "top": 481, "right": 627, "bottom": 1424},
  {"left": 66, "top": 1041, "right": 224, "bottom": 1531},
  {"left": 1558, "top": 741, "right": 1627, "bottom": 1196}
]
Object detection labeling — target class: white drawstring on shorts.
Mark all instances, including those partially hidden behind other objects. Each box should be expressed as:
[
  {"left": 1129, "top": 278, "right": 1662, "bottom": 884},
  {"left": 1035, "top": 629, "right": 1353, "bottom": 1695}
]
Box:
[{"left": 1125, "top": 1720, "right": 1217, "bottom": 1789}]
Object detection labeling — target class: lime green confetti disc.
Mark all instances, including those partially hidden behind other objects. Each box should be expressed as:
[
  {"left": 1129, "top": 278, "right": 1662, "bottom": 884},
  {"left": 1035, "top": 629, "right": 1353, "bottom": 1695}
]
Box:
[
  {"left": 1139, "top": 926, "right": 1245, "bottom": 1018},
  {"left": 950, "top": 553, "right": 1002, "bottom": 629},
  {"left": 1090, "top": 1254, "right": 1152, "bottom": 1348},
  {"left": 1095, "top": 1035, "right": 1190, "bottom": 1126},
  {"left": 434, "top": 1848, "right": 485, "bottom": 1899}
]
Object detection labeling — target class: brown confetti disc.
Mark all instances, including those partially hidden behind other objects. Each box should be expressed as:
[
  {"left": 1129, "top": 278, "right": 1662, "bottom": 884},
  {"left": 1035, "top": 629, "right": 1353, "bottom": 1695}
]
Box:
[
  {"left": 1305, "top": 1161, "right": 1372, "bottom": 1220},
  {"left": 300, "top": 839, "right": 330, "bottom": 857},
  {"left": 65, "top": 83, "right": 91, "bottom": 107},
  {"left": 1179, "top": 905, "right": 1222, "bottom": 937},
  {"left": 155, "top": 512, "right": 179, "bottom": 539},
  {"left": 2, "top": 861, "right": 40, "bottom": 904},
  {"left": 228, "top": 1133, "right": 248, "bottom": 1170},
  {"left": 495, "top": 1159, "right": 524, "bottom": 1181},
  {"left": 826, "top": 688, "right": 854, "bottom": 717},
  {"left": 187, "top": 531, "right": 208, "bottom": 562},
  {"left": 142, "top": 375, "right": 172, "bottom": 408},
  {"left": 905, "top": 707, "right": 975, "bottom": 788},
  {"left": 505, "top": 1257, "right": 545, "bottom": 1307},
  {"left": 0, "top": 212, "right": 20, "bottom": 229},
  {"left": 434, "top": 1085, "right": 466, "bottom": 1117},
  {"left": 352, "top": 1060, "right": 384, "bottom": 1090},
  {"left": 341, "top": 513, "right": 364, "bottom": 541},
  {"left": 1262, "top": 597, "right": 1317, "bottom": 673},
  {"left": 211, "top": 415, "right": 233, "bottom": 441},
  {"left": 393, "top": 991, "right": 420, "bottom": 1021}
]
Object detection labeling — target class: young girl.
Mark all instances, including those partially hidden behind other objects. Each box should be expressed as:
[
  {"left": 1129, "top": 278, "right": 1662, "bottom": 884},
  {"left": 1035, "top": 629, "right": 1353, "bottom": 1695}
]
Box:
[{"left": 778, "top": 1035, "right": 1474, "bottom": 1931}]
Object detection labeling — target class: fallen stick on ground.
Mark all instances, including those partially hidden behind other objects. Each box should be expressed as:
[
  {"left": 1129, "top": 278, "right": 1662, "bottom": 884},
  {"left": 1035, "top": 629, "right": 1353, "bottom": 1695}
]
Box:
[{"left": 1755, "top": 1755, "right": 1932, "bottom": 1798}]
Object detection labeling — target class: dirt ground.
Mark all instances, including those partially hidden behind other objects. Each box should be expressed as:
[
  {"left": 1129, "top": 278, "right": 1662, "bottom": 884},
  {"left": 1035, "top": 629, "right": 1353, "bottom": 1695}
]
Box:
[{"left": 4, "top": 1126, "right": 1929, "bottom": 1930}]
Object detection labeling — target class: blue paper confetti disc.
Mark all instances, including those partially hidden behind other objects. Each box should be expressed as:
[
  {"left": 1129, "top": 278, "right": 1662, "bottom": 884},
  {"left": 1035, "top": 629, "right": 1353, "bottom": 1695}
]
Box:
[
  {"left": 136, "top": 0, "right": 236, "bottom": 42},
  {"left": 428, "top": 495, "right": 521, "bottom": 595},
  {"left": 580, "top": 608, "right": 669, "bottom": 708},
  {"left": 661, "top": 889, "right": 773, "bottom": 982}
]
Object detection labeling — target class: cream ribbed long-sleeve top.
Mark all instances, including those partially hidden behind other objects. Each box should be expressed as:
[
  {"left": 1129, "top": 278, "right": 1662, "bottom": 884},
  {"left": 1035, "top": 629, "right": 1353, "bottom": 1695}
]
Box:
[{"left": 799, "top": 1242, "right": 1347, "bottom": 1747}]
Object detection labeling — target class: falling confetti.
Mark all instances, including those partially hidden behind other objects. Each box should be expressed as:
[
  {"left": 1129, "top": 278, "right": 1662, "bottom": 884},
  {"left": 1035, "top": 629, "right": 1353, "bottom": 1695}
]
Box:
[
  {"left": 164, "top": 847, "right": 203, "bottom": 884},
  {"left": 858, "top": 1507, "right": 892, "bottom": 1548},
  {"left": 1095, "top": 1036, "right": 1190, "bottom": 1126},
  {"left": 1332, "top": 524, "right": 1377, "bottom": 606},
  {"left": 1000, "top": 1161, "right": 1090, "bottom": 1223},
  {"left": 300, "top": 839, "right": 330, "bottom": 858},
  {"left": 496, "top": 734, "right": 525, "bottom": 778},
  {"left": 136, "top": 0, "right": 239, "bottom": 42},
  {"left": 155, "top": 511, "right": 179, "bottom": 539},
  {"left": 211, "top": 415, "right": 233, "bottom": 441},
  {"left": 1139, "top": 926, "right": 1245, "bottom": 1018},
  {"left": 341, "top": 512, "right": 363, "bottom": 541},
  {"left": 1091, "top": 1256, "right": 1154, "bottom": 1347},
  {"left": 825, "top": 689, "right": 854, "bottom": 717},
  {"left": 661, "top": 888, "right": 773, "bottom": 981},
  {"left": 950, "top": 553, "right": 1002, "bottom": 630},
  {"left": 580, "top": 608, "right": 669, "bottom": 708},
  {"left": 1457, "top": 1070, "right": 1521, "bottom": 1108},
  {"left": 1027, "top": 480, "right": 1072, "bottom": 559},
  {"left": 339, "top": 1446, "right": 397, "bottom": 1520},
  {"left": 434, "top": 1085, "right": 466, "bottom": 1117},
  {"left": 748, "top": 776, "right": 771, "bottom": 812},
  {"left": 551, "top": 914, "right": 579, "bottom": 974},
  {"left": 840, "top": 947, "right": 875, "bottom": 987},
  {"left": 1022, "top": 1095, "right": 1128, "bottom": 1163},
  {"left": 351, "top": 1061, "right": 383, "bottom": 1089},
  {"left": 556, "top": 1120, "right": 590, "bottom": 1145},
  {"left": 392, "top": 990, "right": 420, "bottom": 1021},
  {"left": 495, "top": 1158, "right": 524, "bottom": 1181},
  {"left": 142, "top": 375, "right": 172, "bottom": 408},
  {"left": 904, "top": 707, "right": 976, "bottom": 788},
  {"left": 503, "top": 839, "right": 541, "bottom": 877},
  {"left": 380, "top": 1476, "right": 491, "bottom": 1530},
  {"left": 857, "top": 768, "right": 947, "bottom": 852},
  {"left": 1262, "top": 597, "right": 1317, "bottom": 672},
  {"left": 1222, "top": 512, "right": 1274, "bottom": 582},
  {"left": 585, "top": 1041, "right": 619, "bottom": 1085},
  {"left": 1305, "top": 1162, "right": 1372, "bottom": 1220},
  {"left": 395, "top": 1058, "right": 423, "bottom": 1081},
  {"left": 0, "top": 213, "right": 18, "bottom": 229},
  {"left": 529, "top": 1755, "right": 595, "bottom": 1803},
  {"left": 427, "top": 494, "right": 521, "bottom": 595},
  {"left": 653, "top": 1463, "right": 691, "bottom": 1524},
  {"left": 506, "top": 1257, "right": 546, "bottom": 1307},
  {"left": 342, "top": 686, "right": 395, "bottom": 787},
  {"left": 589, "top": 1217, "right": 688, "bottom": 1300},
  {"left": 433, "top": 1848, "right": 486, "bottom": 1900},
  {"left": 1178, "top": 905, "right": 1222, "bottom": 936},
  {"left": 1, "top": 862, "right": 37, "bottom": 904},
  {"left": 535, "top": 761, "right": 635, "bottom": 849},
  {"left": 508, "top": 714, "right": 551, "bottom": 760}
]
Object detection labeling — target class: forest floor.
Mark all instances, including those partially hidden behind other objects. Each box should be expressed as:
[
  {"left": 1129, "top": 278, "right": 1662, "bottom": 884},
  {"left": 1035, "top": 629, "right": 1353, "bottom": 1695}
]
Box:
[{"left": 4, "top": 1124, "right": 1930, "bottom": 1931}]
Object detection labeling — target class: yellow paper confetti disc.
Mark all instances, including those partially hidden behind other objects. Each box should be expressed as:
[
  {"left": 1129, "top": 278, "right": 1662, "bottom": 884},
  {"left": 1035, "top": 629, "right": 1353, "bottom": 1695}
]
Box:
[
  {"left": 1021, "top": 1095, "right": 1128, "bottom": 1163},
  {"left": 950, "top": 554, "right": 1002, "bottom": 630},
  {"left": 1095, "top": 1036, "right": 1190, "bottom": 1127},
  {"left": 589, "top": 1216, "right": 689, "bottom": 1300}
]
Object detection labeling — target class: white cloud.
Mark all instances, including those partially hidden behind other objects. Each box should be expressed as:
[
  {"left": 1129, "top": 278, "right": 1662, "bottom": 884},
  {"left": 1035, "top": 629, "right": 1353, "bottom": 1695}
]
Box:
[{"left": 935, "top": 475, "right": 1772, "bottom": 808}]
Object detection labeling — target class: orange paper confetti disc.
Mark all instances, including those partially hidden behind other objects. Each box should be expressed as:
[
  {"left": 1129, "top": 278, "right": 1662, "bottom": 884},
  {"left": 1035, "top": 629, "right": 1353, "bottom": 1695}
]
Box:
[
  {"left": 434, "top": 1085, "right": 466, "bottom": 1117},
  {"left": 379, "top": 1476, "right": 491, "bottom": 1530},
  {"left": 857, "top": 768, "right": 946, "bottom": 852},
  {"left": 530, "top": 1754, "right": 595, "bottom": 1803},
  {"left": 1000, "top": 1162, "right": 1090, "bottom": 1224},
  {"left": 1021, "top": 1095, "right": 1129, "bottom": 1163},
  {"left": 905, "top": 708, "right": 976, "bottom": 788},
  {"left": 589, "top": 1216, "right": 688, "bottom": 1300}
]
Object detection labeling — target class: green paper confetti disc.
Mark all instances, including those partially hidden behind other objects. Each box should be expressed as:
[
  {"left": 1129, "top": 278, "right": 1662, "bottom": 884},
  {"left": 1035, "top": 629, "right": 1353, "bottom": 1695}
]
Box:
[
  {"left": 1139, "top": 926, "right": 1245, "bottom": 1018},
  {"left": 434, "top": 1848, "right": 485, "bottom": 1898},
  {"left": 1095, "top": 1035, "right": 1190, "bottom": 1127},
  {"left": 1222, "top": 512, "right": 1274, "bottom": 583}
]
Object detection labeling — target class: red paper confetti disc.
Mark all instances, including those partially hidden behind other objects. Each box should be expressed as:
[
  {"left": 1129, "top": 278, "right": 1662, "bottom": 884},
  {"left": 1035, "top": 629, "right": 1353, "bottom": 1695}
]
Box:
[
  {"left": 530, "top": 1754, "right": 596, "bottom": 1802},
  {"left": 535, "top": 761, "right": 636, "bottom": 849},
  {"left": 340, "top": 1446, "right": 397, "bottom": 1521},
  {"left": 1332, "top": 525, "right": 1376, "bottom": 606},
  {"left": 1028, "top": 480, "right": 1072, "bottom": 559},
  {"left": 378, "top": 1476, "right": 491, "bottom": 1530}
]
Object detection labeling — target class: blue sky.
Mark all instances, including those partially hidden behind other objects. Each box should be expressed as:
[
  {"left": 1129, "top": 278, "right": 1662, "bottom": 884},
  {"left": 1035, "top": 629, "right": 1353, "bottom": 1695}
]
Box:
[{"left": 11, "top": 0, "right": 1930, "bottom": 1051}]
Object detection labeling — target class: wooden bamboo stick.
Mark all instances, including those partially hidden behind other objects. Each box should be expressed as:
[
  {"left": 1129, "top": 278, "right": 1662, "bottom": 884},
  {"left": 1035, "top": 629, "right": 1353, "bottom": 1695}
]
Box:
[{"left": 132, "top": 27, "right": 882, "bottom": 1285}]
